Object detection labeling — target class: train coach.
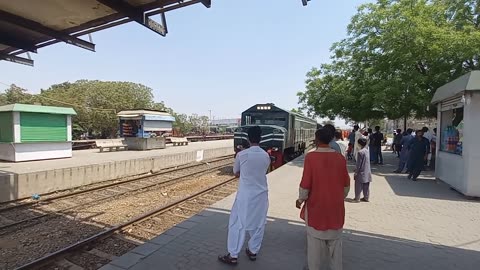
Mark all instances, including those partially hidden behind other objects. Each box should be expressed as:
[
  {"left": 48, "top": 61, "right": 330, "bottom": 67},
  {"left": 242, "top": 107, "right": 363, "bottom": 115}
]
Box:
[{"left": 234, "top": 103, "right": 318, "bottom": 170}]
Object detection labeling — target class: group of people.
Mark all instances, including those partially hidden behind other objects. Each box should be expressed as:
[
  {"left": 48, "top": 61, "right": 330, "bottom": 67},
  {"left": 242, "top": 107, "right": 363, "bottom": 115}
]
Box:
[
  {"left": 346, "top": 125, "right": 385, "bottom": 165},
  {"left": 218, "top": 125, "right": 372, "bottom": 270},
  {"left": 392, "top": 127, "right": 436, "bottom": 181}
]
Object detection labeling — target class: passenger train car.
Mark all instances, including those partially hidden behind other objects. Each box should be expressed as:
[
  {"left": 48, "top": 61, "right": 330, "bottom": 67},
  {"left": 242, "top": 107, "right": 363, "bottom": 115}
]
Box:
[{"left": 234, "top": 104, "right": 318, "bottom": 170}]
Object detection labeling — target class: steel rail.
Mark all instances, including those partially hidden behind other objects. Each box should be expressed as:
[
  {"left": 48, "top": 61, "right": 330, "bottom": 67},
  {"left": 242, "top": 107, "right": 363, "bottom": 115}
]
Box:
[
  {"left": 0, "top": 160, "right": 233, "bottom": 232},
  {"left": 0, "top": 155, "right": 233, "bottom": 213},
  {"left": 15, "top": 176, "right": 237, "bottom": 270}
]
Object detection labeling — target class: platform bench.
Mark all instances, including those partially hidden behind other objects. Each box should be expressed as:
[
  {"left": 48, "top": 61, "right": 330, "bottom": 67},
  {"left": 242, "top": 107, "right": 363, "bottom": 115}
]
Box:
[
  {"left": 170, "top": 137, "right": 189, "bottom": 146},
  {"left": 96, "top": 139, "right": 129, "bottom": 152}
]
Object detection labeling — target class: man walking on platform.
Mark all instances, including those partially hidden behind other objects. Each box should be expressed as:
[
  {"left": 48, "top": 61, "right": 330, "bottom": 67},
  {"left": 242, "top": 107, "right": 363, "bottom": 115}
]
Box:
[
  {"left": 394, "top": 129, "right": 413, "bottom": 173},
  {"left": 407, "top": 129, "right": 430, "bottom": 181},
  {"left": 371, "top": 126, "right": 384, "bottom": 165},
  {"left": 218, "top": 126, "right": 271, "bottom": 265}
]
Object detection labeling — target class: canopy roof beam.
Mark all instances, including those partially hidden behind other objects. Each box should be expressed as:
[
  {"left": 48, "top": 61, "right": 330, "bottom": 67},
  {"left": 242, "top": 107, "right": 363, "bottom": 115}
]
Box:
[
  {"left": 0, "top": 32, "right": 37, "bottom": 53},
  {"left": 0, "top": 53, "right": 34, "bottom": 66},
  {"left": 98, "top": 0, "right": 168, "bottom": 37},
  {"left": 0, "top": 10, "right": 95, "bottom": 52}
]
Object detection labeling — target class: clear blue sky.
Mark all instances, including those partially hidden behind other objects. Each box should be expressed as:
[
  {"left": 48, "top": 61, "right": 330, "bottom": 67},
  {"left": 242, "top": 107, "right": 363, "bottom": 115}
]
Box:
[{"left": 0, "top": 0, "right": 369, "bottom": 120}]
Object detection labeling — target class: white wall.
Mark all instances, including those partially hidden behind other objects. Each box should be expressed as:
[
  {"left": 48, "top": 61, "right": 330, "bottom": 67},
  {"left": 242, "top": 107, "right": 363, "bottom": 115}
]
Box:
[
  {"left": 14, "top": 142, "right": 72, "bottom": 162},
  {"left": 0, "top": 143, "right": 15, "bottom": 162},
  {"left": 463, "top": 92, "right": 480, "bottom": 196},
  {"left": 436, "top": 151, "right": 466, "bottom": 193},
  {"left": 12, "top": 112, "right": 20, "bottom": 143},
  {"left": 67, "top": 115, "right": 72, "bottom": 141}
]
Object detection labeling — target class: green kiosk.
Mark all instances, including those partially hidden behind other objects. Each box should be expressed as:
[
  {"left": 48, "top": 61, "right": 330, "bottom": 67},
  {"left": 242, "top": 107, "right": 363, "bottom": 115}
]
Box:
[{"left": 0, "top": 104, "right": 76, "bottom": 162}]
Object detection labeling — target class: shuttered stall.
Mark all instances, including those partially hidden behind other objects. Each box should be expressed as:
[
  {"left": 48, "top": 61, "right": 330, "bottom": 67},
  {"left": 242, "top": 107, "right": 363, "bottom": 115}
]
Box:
[
  {"left": 20, "top": 112, "right": 67, "bottom": 142},
  {"left": 0, "top": 112, "right": 13, "bottom": 142}
]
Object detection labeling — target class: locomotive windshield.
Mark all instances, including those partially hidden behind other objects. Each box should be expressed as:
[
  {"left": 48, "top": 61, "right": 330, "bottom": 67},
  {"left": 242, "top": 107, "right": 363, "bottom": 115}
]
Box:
[{"left": 243, "top": 112, "right": 287, "bottom": 128}]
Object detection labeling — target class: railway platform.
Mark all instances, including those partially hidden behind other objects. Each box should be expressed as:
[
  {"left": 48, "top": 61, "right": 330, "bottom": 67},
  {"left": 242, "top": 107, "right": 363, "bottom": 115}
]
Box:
[
  {"left": 100, "top": 153, "right": 480, "bottom": 270},
  {"left": 0, "top": 140, "right": 233, "bottom": 202}
]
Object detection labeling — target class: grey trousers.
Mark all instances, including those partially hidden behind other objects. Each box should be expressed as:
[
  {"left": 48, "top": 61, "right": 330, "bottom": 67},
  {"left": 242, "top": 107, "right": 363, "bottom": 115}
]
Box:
[
  {"left": 306, "top": 230, "right": 343, "bottom": 270},
  {"left": 354, "top": 181, "right": 370, "bottom": 200}
]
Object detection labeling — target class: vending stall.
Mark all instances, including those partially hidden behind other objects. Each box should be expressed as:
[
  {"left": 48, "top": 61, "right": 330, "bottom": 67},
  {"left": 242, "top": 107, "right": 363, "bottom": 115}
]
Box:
[
  {"left": 0, "top": 104, "right": 76, "bottom": 162},
  {"left": 431, "top": 71, "right": 480, "bottom": 197},
  {"left": 117, "top": 110, "right": 175, "bottom": 150}
]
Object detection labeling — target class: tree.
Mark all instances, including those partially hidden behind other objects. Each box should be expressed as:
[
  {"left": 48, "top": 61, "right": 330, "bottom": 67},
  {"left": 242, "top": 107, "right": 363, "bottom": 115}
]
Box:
[
  {"left": 2, "top": 84, "right": 33, "bottom": 104},
  {"left": 298, "top": 0, "right": 480, "bottom": 124},
  {"left": 38, "top": 80, "right": 160, "bottom": 138}
]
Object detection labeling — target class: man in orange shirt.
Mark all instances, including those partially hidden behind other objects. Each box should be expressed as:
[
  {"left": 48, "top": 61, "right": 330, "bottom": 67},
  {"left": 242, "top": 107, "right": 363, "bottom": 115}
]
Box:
[{"left": 296, "top": 128, "right": 351, "bottom": 270}]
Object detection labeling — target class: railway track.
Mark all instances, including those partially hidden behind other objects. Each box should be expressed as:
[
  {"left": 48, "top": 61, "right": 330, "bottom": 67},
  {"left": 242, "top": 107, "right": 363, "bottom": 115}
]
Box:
[
  {"left": 17, "top": 177, "right": 238, "bottom": 270},
  {"left": 0, "top": 156, "right": 237, "bottom": 269},
  {"left": 0, "top": 155, "right": 233, "bottom": 232}
]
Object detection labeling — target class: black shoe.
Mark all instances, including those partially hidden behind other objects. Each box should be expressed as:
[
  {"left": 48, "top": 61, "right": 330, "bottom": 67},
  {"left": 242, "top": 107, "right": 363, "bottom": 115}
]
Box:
[
  {"left": 412, "top": 177, "right": 418, "bottom": 181},
  {"left": 218, "top": 254, "right": 238, "bottom": 265},
  {"left": 393, "top": 170, "right": 401, "bottom": 173},
  {"left": 360, "top": 198, "right": 369, "bottom": 202},
  {"left": 246, "top": 248, "right": 257, "bottom": 261},
  {"left": 407, "top": 174, "right": 412, "bottom": 179}
]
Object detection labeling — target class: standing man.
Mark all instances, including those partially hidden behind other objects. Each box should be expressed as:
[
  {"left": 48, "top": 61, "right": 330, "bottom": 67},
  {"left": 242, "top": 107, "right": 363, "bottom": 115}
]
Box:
[
  {"left": 407, "top": 129, "right": 430, "bottom": 181},
  {"left": 371, "top": 126, "right": 384, "bottom": 165},
  {"left": 348, "top": 129, "right": 356, "bottom": 160},
  {"left": 394, "top": 129, "right": 413, "bottom": 173},
  {"left": 296, "top": 128, "right": 350, "bottom": 270},
  {"left": 353, "top": 125, "right": 363, "bottom": 160},
  {"left": 335, "top": 130, "right": 348, "bottom": 158},
  {"left": 324, "top": 124, "right": 342, "bottom": 154},
  {"left": 393, "top": 129, "right": 403, "bottom": 158},
  {"left": 218, "top": 126, "right": 271, "bottom": 265},
  {"left": 353, "top": 138, "right": 372, "bottom": 202}
]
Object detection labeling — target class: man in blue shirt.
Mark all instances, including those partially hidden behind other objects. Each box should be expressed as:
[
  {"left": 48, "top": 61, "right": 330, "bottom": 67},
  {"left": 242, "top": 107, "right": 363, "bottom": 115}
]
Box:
[{"left": 324, "top": 124, "right": 342, "bottom": 154}]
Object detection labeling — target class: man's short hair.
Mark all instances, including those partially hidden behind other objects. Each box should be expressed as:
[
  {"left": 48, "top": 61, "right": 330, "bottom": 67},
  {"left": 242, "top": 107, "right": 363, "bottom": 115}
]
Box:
[
  {"left": 358, "top": 138, "right": 368, "bottom": 147},
  {"left": 422, "top": 126, "right": 429, "bottom": 132},
  {"left": 396, "top": 129, "right": 402, "bottom": 133},
  {"left": 248, "top": 126, "right": 262, "bottom": 144},
  {"left": 334, "top": 130, "right": 342, "bottom": 140},
  {"left": 324, "top": 124, "right": 336, "bottom": 139},
  {"left": 407, "top": 128, "right": 413, "bottom": 134},
  {"left": 375, "top": 126, "right": 380, "bottom": 131},
  {"left": 353, "top": 124, "right": 359, "bottom": 131},
  {"left": 315, "top": 128, "right": 333, "bottom": 145}
]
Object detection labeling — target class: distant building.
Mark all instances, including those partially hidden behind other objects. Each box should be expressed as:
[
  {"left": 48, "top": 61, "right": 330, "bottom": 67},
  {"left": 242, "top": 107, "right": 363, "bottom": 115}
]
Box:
[{"left": 210, "top": 118, "right": 240, "bottom": 127}]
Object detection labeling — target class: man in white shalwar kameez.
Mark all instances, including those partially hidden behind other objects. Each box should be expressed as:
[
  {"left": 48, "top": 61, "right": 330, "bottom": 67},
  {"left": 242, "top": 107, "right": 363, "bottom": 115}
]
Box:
[
  {"left": 218, "top": 126, "right": 271, "bottom": 265},
  {"left": 353, "top": 125, "right": 364, "bottom": 161}
]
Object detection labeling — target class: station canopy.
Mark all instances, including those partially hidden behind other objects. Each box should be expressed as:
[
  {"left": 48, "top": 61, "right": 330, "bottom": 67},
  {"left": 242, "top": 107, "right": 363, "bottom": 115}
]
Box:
[{"left": 0, "top": 0, "right": 211, "bottom": 66}]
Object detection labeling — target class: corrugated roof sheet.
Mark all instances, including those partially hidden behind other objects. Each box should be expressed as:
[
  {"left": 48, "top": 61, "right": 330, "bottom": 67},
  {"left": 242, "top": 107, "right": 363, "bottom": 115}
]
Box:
[
  {"left": 432, "top": 71, "right": 480, "bottom": 104},
  {"left": 0, "top": 103, "right": 77, "bottom": 115}
]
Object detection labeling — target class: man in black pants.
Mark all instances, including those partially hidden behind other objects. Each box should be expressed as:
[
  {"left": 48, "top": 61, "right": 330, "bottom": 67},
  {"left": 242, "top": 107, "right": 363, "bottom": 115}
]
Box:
[
  {"left": 371, "top": 126, "right": 384, "bottom": 165},
  {"left": 407, "top": 130, "right": 430, "bottom": 181}
]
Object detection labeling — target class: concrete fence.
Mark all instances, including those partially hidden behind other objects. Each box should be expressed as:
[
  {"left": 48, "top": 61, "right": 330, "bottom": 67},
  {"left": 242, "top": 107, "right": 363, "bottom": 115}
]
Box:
[{"left": 0, "top": 147, "right": 233, "bottom": 202}]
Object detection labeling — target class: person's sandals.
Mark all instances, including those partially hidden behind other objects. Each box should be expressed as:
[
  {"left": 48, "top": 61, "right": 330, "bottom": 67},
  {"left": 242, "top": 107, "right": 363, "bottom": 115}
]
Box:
[
  {"left": 352, "top": 198, "right": 361, "bottom": 203},
  {"left": 218, "top": 254, "right": 238, "bottom": 265},
  {"left": 246, "top": 248, "right": 257, "bottom": 261},
  {"left": 360, "top": 198, "right": 369, "bottom": 202}
]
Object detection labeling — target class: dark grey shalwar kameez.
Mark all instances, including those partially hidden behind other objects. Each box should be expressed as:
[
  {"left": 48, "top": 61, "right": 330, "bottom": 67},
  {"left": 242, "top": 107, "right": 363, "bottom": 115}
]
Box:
[{"left": 354, "top": 148, "right": 372, "bottom": 200}]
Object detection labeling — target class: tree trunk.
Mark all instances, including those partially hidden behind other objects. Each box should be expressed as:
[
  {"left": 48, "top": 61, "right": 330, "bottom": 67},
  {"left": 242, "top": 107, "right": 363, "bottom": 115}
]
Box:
[{"left": 403, "top": 116, "right": 407, "bottom": 130}]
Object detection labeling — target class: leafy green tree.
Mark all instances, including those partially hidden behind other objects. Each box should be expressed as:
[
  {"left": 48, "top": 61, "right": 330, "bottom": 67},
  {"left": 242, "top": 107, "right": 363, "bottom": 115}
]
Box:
[
  {"left": 298, "top": 0, "right": 480, "bottom": 125},
  {"left": 38, "top": 80, "right": 159, "bottom": 138},
  {"left": 2, "top": 84, "right": 33, "bottom": 104}
]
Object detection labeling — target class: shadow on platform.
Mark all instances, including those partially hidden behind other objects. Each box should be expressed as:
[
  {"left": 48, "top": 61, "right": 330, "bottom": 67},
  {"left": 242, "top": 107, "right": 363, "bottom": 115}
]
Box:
[{"left": 118, "top": 207, "right": 480, "bottom": 270}]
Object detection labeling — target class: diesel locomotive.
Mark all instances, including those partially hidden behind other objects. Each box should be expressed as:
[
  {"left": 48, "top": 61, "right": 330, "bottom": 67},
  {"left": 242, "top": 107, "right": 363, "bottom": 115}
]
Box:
[{"left": 234, "top": 104, "right": 318, "bottom": 170}]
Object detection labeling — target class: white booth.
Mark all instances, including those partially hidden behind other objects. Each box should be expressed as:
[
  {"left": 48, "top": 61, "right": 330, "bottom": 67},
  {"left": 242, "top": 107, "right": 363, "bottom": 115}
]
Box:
[{"left": 431, "top": 71, "right": 480, "bottom": 197}]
